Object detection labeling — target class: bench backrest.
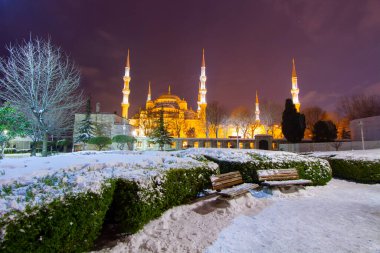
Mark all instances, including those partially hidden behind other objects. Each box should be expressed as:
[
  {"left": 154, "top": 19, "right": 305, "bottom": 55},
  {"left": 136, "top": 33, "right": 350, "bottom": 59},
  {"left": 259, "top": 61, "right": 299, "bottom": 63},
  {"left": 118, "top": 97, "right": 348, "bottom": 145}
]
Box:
[
  {"left": 210, "top": 171, "right": 243, "bottom": 190},
  {"left": 257, "top": 168, "right": 299, "bottom": 181}
]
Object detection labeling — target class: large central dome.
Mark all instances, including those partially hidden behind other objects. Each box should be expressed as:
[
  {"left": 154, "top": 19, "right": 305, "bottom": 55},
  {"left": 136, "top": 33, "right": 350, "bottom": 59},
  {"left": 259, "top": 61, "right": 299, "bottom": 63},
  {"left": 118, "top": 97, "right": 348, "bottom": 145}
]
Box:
[{"left": 156, "top": 93, "right": 181, "bottom": 101}]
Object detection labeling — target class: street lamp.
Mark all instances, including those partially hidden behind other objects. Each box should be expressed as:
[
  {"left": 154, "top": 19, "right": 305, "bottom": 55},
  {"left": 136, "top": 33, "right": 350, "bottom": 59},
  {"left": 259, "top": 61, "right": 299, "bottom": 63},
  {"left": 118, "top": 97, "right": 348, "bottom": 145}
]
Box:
[
  {"left": 122, "top": 122, "right": 126, "bottom": 135},
  {"left": 358, "top": 120, "right": 365, "bottom": 150}
]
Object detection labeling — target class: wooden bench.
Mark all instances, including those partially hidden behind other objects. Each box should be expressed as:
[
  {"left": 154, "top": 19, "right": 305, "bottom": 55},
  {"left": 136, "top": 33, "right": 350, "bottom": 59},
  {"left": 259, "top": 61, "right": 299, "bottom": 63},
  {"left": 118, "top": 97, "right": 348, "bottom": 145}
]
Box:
[
  {"left": 210, "top": 171, "right": 259, "bottom": 198},
  {"left": 257, "top": 168, "right": 312, "bottom": 187}
]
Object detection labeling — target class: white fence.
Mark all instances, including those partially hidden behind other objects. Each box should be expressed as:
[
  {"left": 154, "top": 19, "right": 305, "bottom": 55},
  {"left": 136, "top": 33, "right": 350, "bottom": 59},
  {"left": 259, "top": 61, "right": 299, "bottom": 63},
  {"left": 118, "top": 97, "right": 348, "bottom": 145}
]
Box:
[{"left": 279, "top": 140, "right": 380, "bottom": 153}]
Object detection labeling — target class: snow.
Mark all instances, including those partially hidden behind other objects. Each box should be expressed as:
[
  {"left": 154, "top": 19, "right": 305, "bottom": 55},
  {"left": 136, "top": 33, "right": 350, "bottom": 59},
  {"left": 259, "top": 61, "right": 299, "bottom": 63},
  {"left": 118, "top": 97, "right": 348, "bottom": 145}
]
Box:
[
  {"left": 307, "top": 148, "right": 380, "bottom": 162},
  {"left": 0, "top": 150, "right": 218, "bottom": 220},
  {"left": 0, "top": 148, "right": 330, "bottom": 222},
  {"left": 178, "top": 148, "right": 318, "bottom": 164},
  {"left": 261, "top": 179, "right": 312, "bottom": 186},
  {"left": 95, "top": 179, "right": 380, "bottom": 253},
  {"left": 2, "top": 148, "right": 377, "bottom": 252}
]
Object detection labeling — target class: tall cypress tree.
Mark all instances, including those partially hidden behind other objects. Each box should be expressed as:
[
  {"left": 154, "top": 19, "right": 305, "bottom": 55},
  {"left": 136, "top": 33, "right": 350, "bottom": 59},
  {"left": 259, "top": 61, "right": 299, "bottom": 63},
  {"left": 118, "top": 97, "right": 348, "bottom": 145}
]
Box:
[
  {"left": 149, "top": 108, "right": 172, "bottom": 151},
  {"left": 281, "top": 99, "right": 306, "bottom": 143},
  {"left": 75, "top": 97, "right": 95, "bottom": 145}
]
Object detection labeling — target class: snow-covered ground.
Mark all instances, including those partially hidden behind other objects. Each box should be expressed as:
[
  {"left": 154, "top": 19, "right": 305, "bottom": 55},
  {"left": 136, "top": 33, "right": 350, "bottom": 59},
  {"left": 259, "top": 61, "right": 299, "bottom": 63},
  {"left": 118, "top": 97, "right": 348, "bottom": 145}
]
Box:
[
  {"left": 307, "top": 148, "right": 380, "bottom": 162},
  {"left": 1, "top": 148, "right": 377, "bottom": 252},
  {"left": 96, "top": 179, "right": 380, "bottom": 253}
]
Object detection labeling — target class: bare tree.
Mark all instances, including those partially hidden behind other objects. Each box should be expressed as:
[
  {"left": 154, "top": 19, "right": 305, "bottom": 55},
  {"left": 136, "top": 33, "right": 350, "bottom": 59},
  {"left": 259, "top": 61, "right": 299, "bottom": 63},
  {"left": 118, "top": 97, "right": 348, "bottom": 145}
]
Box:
[
  {"left": 139, "top": 108, "right": 155, "bottom": 136},
  {"left": 231, "top": 107, "right": 251, "bottom": 138},
  {"left": 0, "top": 37, "right": 83, "bottom": 156},
  {"left": 302, "top": 106, "right": 325, "bottom": 138},
  {"left": 260, "top": 101, "right": 282, "bottom": 134},
  {"left": 168, "top": 109, "right": 185, "bottom": 138},
  {"left": 249, "top": 120, "right": 260, "bottom": 138},
  {"left": 228, "top": 106, "right": 251, "bottom": 148},
  {"left": 337, "top": 94, "right": 380, "bottom": 120},
  {"left": 206, "top": 101, "right": 226, "bottom": 138}
]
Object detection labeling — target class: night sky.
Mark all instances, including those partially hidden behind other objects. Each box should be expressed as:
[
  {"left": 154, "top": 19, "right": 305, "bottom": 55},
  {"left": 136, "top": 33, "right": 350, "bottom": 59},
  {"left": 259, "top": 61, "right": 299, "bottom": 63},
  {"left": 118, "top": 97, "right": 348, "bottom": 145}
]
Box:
[{"left": 1, "top": 0, "right": 380, "bottom": 115}]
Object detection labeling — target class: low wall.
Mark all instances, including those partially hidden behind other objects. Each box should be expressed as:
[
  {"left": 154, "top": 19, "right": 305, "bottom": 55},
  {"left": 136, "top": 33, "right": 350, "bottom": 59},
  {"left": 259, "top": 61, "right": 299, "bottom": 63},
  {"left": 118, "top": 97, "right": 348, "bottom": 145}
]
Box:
[{"left": 279, "top": 140, "right": 380, "bottom": 153}]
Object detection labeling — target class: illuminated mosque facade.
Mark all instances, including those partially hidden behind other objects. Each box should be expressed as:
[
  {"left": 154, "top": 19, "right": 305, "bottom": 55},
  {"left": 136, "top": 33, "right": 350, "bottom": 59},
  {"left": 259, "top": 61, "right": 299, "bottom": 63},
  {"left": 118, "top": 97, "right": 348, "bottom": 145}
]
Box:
[{"left": 121, "top": 49, "right": 300, "bottom": 140}]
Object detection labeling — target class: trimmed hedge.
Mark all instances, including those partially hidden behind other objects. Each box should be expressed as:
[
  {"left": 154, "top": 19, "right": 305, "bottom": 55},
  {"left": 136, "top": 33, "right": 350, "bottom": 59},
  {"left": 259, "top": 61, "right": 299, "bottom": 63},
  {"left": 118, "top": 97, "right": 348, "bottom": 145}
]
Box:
[
  {"left": 205, "top": 154, "right": 332, "bottom": 186},
  {"left": 0, "top": 166, "right": 216, "bottom": 251},
  {"left": 327, "top": 158, "right": 380, "bottom": 184},
  {"left": 107, "top": 167, "right": 215, "bottom": 234},
  {"left": 0, "top": 181, "right": 116, "bottom": 253}
]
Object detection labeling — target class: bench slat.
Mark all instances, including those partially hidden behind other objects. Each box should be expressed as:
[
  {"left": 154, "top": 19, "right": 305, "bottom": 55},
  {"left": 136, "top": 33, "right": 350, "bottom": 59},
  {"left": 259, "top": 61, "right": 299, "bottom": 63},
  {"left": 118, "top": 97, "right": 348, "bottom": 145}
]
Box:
[
  {"left": 211, "top": 171, "right": 246, "bottom": 191},
  {"left": 210, "top": 172, "right": 242, "bottom": 182},
  {"left": 218, "top": 183, "right": 259, "bottom": 198},
  {"left": 213, "top": 179, "right": 244, "bottom": 190},
  {"left": 257, "top": 168, "right": 299, "bottom": 182},
  {"left": 261, "top": 179, "right": 312, "bottom": 187},
  {"left": 212, "top": 177, "right": 243, "bottom": 187},
  {"left": 259, "top": 175, "right": 299, "bottom": 181}
]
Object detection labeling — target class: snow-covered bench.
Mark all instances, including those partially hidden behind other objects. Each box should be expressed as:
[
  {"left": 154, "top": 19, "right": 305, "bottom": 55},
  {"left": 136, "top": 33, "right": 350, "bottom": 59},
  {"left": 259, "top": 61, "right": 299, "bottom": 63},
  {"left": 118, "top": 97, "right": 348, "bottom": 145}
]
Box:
[
  {"left": 210, "top": 171, "right": 259, "bottom": 198},
  {"left": 257, "top": 168, "right": 312, "bottom": 187}
]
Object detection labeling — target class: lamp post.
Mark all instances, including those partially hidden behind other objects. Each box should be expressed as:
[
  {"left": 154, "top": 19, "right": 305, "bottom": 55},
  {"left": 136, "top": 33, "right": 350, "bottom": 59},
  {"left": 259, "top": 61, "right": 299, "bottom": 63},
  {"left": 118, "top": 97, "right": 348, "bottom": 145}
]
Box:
[
  {"left": 132, "top": 130, "right": 137, "bottom": 150},
  {"left": 359, "top": 120, "right": 365, "bottom": 150}
]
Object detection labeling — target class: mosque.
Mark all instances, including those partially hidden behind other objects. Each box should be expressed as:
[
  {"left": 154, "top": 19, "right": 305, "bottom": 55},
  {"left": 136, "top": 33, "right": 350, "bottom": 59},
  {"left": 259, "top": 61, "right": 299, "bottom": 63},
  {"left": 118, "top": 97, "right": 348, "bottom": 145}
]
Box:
[{"left": 121, "top": 49, "right": 301, "bottom": 140}]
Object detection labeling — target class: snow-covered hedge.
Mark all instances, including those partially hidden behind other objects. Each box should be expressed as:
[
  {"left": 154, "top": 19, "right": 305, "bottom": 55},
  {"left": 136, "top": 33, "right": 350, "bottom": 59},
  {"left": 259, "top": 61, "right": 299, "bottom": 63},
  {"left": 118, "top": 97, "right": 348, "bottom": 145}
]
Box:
[
  {"left": 306, "top": 150, "right": 380, "bottom": 184},
  {"left": 108, "top": 167, "right": 215, "bottom": 234},
  {"left": 0, "top": 151, "right": 218, "bottom": 252},
  {"left": 326, "top": 159, "right": 380, "bottom": 184},
  {"left": 179, "top": 148, "right": 332, "bottom": 185},
  {"left": 1, "top": 182, "right": 115, "bottom": 253}
]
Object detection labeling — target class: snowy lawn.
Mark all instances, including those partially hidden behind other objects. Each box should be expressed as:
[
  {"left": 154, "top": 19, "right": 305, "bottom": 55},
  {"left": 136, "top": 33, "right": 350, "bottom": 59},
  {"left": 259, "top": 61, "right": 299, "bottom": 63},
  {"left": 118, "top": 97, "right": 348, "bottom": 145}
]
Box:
[{"left": 96, "top": 179, "right": 380, "bottom": 253}]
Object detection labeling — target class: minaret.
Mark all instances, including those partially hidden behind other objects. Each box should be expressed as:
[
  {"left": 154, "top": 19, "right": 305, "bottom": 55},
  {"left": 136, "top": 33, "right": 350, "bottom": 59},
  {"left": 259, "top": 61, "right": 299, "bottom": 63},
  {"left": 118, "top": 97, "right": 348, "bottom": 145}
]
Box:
[
  {"left": 146, "top": 81, "right": 154, "bottom": 110},
  {"left": 147, "top": 81, "right": 151, "bottom": 102},
  {"left": 291, "top": 58, "right": 301, "bottom": 112},
  {"left": 255, "top": 90, "right": 260, "bottom": 122},
  {"left": 197, "top": 82, "right": 201, "bottom": 111},
  {"left": 121, "top": 49, "right": 131, "bottom": 118},
  {"left": 197, "top": 49, "right": 207, "bottom": 121}
]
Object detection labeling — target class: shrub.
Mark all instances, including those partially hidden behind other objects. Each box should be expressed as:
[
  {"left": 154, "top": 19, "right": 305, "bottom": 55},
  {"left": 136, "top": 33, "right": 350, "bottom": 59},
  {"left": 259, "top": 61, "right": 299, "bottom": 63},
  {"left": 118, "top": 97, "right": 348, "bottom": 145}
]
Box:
[
  {"left": 327, "top": 158, "right": 380, "bottom": 184},
  {"left": 313, "top": 120, "right": 337, "bottom": 142},
  {"left": 0, "top": 182, "right": 116, "bottom": 253},
  {"left": 0, "top": 165, "right": 217, "bottom": 251},
  {"left": 112, "top": 135, "right": 136, "bottom": 150},
  {"left": 106, "top": 167, "right": 214, "bottom": 233},
  {"left": 88, "top": 136, "right": 112, "bottom": 151},
  {"left": 205, "top": 153, "right": 331, "bottom": 186}
]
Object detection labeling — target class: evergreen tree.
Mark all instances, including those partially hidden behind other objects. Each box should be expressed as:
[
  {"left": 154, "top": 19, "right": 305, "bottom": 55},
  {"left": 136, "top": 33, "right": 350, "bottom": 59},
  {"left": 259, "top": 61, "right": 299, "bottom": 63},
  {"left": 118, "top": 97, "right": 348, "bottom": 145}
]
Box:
[
  {"left": 313, "top": 120, "right": 337, "bottom": 142},
  {"left": 281, "top": 99, "right": 306, "bottom": 143},
  {"left": 149, "top": 108, "right": 173, "bottom": 151},
  {"left": 75, "top": 98, "right": 95, "bottom": 147},
  {"left": 0, "top": 103, "right": 30, "bottom": 159}
]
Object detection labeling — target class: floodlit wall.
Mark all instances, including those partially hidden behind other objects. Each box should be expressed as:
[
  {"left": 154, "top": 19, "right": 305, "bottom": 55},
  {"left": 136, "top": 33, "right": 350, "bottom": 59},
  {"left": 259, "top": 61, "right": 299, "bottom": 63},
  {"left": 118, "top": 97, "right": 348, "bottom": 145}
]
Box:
[
  {"left": 350, "top": 116, "right": 380, "bottom": 141},
  {"left": 279, "top": 141, "right": 380, "bottom": 153}
]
